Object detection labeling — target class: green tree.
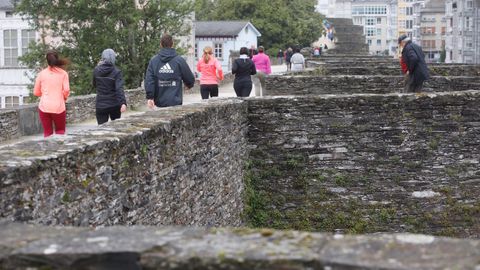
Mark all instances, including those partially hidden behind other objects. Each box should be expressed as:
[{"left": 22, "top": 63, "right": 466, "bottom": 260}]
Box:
[
  {"left": 16, "top": 0, "right": 194, "bottom": 95},
  {"left": 195, "top": 0, "right": 324, "bottom": 54}
]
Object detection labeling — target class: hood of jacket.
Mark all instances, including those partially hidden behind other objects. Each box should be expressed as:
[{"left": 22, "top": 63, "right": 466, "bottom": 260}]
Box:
[
  {"left": 95, "top": 62, "right": 115, "bottom": 76},
  {"left": 158, "top": 48, "right": 178, "bottom": 63}
]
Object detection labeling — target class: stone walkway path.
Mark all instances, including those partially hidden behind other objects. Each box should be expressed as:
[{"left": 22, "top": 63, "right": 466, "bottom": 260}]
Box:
[{"left": 1, "top": 64, "right": 287, "bottom": 146}]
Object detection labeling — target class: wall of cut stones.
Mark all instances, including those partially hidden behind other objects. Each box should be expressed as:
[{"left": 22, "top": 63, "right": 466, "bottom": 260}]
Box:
[
  {"left": 246, "top": 92, "right": 480, "bottom": 237},
  {"left": 1, "top": 221, "right": 479, "bottom": 270},
  {"left": 0, "top": 88, "right": 145, "bottom": 143},
  {"left": 0, "top": 100, "right": 247, "bottom": 227},
  {"left": 265, "top": 75, "right": 480, "bottom": 95}
]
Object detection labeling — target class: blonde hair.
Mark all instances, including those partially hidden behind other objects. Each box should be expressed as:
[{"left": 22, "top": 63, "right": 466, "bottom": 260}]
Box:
[{"left": 202, "top": 46, "right": 213, "bottom": 63}]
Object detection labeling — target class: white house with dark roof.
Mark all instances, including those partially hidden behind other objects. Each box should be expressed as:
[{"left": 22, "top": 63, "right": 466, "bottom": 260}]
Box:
[
  {"left": 0, "top": 0, "right": 36, "bottom": 108},
  {"left": 194, "top": 21, "right": 261, "bottom": 72}
]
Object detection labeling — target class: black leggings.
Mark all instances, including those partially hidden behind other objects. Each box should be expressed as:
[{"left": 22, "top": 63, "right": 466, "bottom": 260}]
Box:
[
  {"left": 96, "top": 106, "right": 121, "bottom": 125},
  {"left": 200, "top": 84, "right": 219, "bottom": 99},
  {"left": 234, "top": 80, "right": 252, "bottom": 97}
]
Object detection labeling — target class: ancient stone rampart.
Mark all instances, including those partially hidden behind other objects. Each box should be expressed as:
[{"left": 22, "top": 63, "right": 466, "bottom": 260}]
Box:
[
  {"left": 1, "top": 221, "right": 479, "bottom": 270},
  {"left": 0, "top": 99, "right": 248, "bottom": 227},
  {"left": 0, "top": 88, "right": 145, "bottom": 142},
  {"left": 265, "top": 75, "right": 480, "bottom": 95},
  {"left": 247, "top": 92, "right": 480, "bottom": 237}
]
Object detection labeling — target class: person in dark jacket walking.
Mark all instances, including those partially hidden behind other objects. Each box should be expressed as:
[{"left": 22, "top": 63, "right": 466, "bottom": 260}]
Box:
[
  {"left": 145, "top": 34, "right": 195, "bottom": 108},
  {"left": 93, "top": 48, "right": 127, "bottom": 125},
  {"left": 398, "top": 34, "right": 430, "bottom": 93},
  {"left": 232, "top": 47, "right": 257, "bottom": 97}
]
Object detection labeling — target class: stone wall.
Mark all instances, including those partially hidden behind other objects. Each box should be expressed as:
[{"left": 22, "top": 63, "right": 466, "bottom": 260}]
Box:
[
  {"left": 0, "top": 99, "right": 248, "bottom": 227},
  {"left": 246, "top": 92, "right": 480, "bottom": 237},
  {"left": 0, "top": 88, "right": 146, "bottom": 142},
  {"left": 0, "top": 110, "right": 19, "bottom": 142},
  {"left": 1, "top": 221, "right": 479, "bottom": 270},
  {"left": 265, "top": 75, "right": 480, "bottom": 95}
]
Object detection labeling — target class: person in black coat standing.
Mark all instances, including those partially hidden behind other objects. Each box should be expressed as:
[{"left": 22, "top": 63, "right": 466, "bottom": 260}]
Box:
[
  {"left": 93, "top": 48, "right": 127, "bottom": 125},
  {"left": 232, "top": 47, "right": 257, "bottom": 97},
  {"left": 398, "top": 34, "right": 430, "bottom": 93}
]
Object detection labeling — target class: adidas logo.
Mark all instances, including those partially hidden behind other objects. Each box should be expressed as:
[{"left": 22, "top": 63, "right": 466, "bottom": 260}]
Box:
[{"left": 159, "top": 63, "right": 174, "bottom": 73}]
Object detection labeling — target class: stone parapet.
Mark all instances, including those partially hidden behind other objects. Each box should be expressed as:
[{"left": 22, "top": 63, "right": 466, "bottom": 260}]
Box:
[
  {"left": 265, "top": 75, "right": 480, "bottom": 95},
  {"left": 0, "top": 88, "right": 146, "bottom": 143},
  {"left": 246, "top": 92, "right": 480, "bottom": 237},
  {"left": 1, "top": 221, "right": 479, "bottom": 270},
  {"left": 0, "top": 99, "right": 248, "bottom": 227}
]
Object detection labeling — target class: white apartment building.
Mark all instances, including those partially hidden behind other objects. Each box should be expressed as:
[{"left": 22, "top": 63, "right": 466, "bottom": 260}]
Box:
[
  {"left": 445, "top": 0, "right": 480, "bottom": 63},
  {"left": 0, "top": 0, "right": 36, "bottom": 108},
  {"left": 351, "top": 0, "right": 399, "bottom": 55},
  {"left": 318, "top": 0, "right": 398, "bottom": 55},
  {"left": 419, "top": 0, "right": 446, "bottom": 63}
]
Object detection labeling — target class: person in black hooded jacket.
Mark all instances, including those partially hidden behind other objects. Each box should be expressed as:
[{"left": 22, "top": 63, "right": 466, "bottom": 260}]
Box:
[
  {"left": 93, "top": 48, "right": 127, "bottom": 125},
  {"left": 145, "top": 34, "right": 195, "bottom": 108},
  {"left": 232, "top": 47, "right": 256, "bottom": 97}
]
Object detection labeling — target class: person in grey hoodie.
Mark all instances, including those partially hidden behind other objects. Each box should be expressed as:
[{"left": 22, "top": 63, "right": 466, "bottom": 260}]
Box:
[
  {"left": 93, "top": 48, "right": 127, "bottom": 125},
  {"left": 145, "top": 34, "right": 195, "bottom": 108}
]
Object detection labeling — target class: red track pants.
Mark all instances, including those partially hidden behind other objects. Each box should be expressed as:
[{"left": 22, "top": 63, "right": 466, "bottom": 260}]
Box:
[{"left": 38, "top": 109, "right": 66, "bottom": 137}]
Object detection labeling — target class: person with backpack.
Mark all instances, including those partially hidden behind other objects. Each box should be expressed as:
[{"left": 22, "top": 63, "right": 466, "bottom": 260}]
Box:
[
  {"left": 196, "top": 46, "right": 224, "bottom": 99},
  {"left": 93, "top": 48, "right": 127, "bottom": 125},
  {"left": 232, "top": 47, "right": 257, "bottom": 97},
  {"left": 145, "top": 34, "right": 195, "bottom": 108}
]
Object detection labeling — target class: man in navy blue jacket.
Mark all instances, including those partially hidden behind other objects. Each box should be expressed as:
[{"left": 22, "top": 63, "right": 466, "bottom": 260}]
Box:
[
  {"left": 398, "top": 34, "right": 430, "bottom": 93},
  {"left": 145, "top": 34, "right": 195, "bottom": 108}
]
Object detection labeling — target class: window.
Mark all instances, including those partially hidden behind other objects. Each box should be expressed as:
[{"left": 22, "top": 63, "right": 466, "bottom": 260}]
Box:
[
  {"left": 366, "top": 18, "right": 375, "bottom": 26},
  {"left": 377, "top": 17, "right": 382, "bottom": 24},
  {"left": 367, "top": 39, "right": 372, "bottom": 45},
  {"left": 406, "top": 7, "right": 413, "bottom": 15},
  {"left": 366, "top": 28, "right": 375, "bottom": 36},
  {"left": 353, "top": 17, "right": 362, "bottom": 24},
  {"left": 377, "top": 39, "right": 382, "bottom": 46},
  {"left": 467, "top": 0, "right": 473, "bottom": 9},
  {"left": 5, "top": 11, "right": 13, "bottom": 17},
  {"left": 4, "top": 30, "right": 18, "bottom": 66},
  {"left": 21, "top": 30, "right": 35, "bottom": 55},
  {"left": 406, "top": 20, "right": 413, "bottom": 29},
  {"left": 214, "top": 43, "right": 223, "bottom": 59},
  {"left": 452, "top": 2, "right": 457, "bottom": 9},
  {"left": 5, "top": 96, "right": 19, "bottom": 108},
  {"left": 376, "top": 28, "right": 382, "bottom": 35},
  {"left": 466, "top": 17, "right": 473, "bottom": 30}
]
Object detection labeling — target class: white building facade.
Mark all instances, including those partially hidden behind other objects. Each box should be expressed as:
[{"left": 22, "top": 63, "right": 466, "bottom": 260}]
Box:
[
  {"left": 351, "top": 0, "right": 399, "bottom": 55},
  {"left": 318, "top": 0, "right": 398, "bottom": 55},
  {"left": 195, "top": 21, "right": 261, "bottom": 72},
  {"left": 0, "top": 0, "right": 36, "bottom": 108},
  {"left": 445, "top": 0, "right": 480, "bottom": 63}
]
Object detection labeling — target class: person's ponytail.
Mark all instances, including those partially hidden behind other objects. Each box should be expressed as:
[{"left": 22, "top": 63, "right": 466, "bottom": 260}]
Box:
[
  {"left": 202, "top": 46, "right": 213, "bottom": 64},
  {"left": 46, "top": 50, "right": 69, "bottom": 69}
]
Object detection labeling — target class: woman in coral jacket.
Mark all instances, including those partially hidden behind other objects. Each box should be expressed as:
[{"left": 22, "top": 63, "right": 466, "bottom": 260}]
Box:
[
  {"left": 196, "top": 46, "right": 224, "bottom": 99},
  {"left": 33, "top": 50, "right": 70, "bottom": 137}
]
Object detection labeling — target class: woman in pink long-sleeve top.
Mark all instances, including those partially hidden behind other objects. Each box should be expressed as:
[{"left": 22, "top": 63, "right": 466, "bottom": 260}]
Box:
[
  {"left": 33, "top": 50, "right": 70, "bottom": 137},
  {"left": 196, "top": 46, "right": 224, "bottom": 99},
  {"left": 252, "top": 46, "right": 271, "bottom": 96}
]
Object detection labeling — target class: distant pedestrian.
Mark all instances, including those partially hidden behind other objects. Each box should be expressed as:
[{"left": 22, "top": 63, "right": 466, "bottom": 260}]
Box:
[
  {"left": 93, "top": 49, "right": 127, "bottom": 125},
  {"left": 33, "top": 50, "right": 70, "bottom": 137},
  {"left": 290, "top": 48, "right": 305, "bottom": 72},
  {"left": 398, "top": 34, "right": 429, "bottom": 93},
  {"left": 252, "top": 46, "right": 272, "bottom": 96},
  {"left": 196, "top": 46, "right": 224, "bottom": 99},
  {"left": 249, "top": 45, "right": 258, "bottom": 59},
  {"left": 277, "top": 49, "right": 283, "bottom": 65},
  {"left": 285, "top": 47, "right": 293, "bottom": 71},
  {"left": 145, "top": 34, "right": 195, "bottom": 108},
  {"left": 313, "top": 47, "right": 320, "bottom": 58},
  {"left": 232, "top": 47, "right": 257, "bottom": 97}
]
